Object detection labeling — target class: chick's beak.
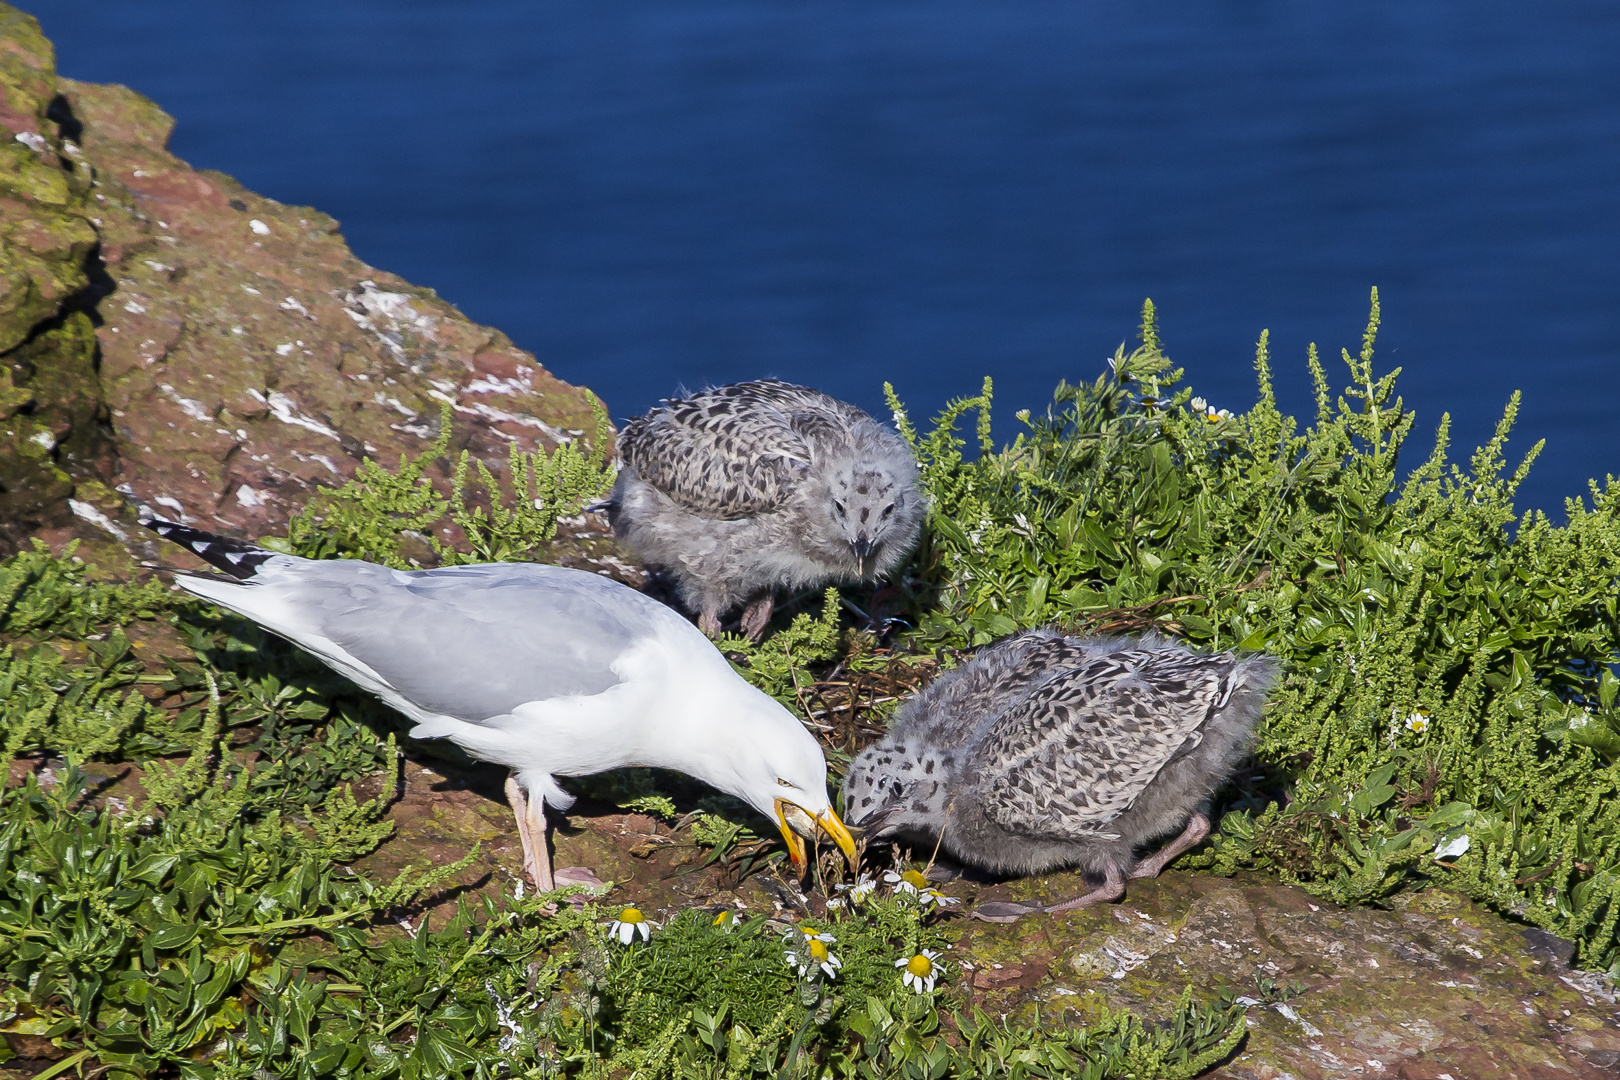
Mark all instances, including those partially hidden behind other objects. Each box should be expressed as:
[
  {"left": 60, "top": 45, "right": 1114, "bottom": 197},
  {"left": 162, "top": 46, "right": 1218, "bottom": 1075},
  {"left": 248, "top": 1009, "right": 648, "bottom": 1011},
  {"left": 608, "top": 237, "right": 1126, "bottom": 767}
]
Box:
[
  {"left": 775, "top": 799, "right": 858, "bottom": 869},
  {"left": 850, "top": 537, "right": 874, "bottom": 576}
]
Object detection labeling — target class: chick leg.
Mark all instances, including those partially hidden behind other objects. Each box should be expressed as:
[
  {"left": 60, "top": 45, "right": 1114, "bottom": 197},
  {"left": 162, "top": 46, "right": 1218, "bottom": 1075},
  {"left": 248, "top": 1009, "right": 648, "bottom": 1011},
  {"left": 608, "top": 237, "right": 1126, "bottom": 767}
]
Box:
[
  {"left": 697, "top": 607, "right": 724, "bottom": 638},
  {"left": 505, "top": 775, "right": 555, "bottom": 893},
  {"left": 739, "top": 593, "right": 775, "bottom": 641},
  {"left": 1129, "top": 812, "right": 1210, "bottom": 880},
  {"left": 1043, "top": 859, "right": 1127, "bottom": 913},
  {"left": 972, "top": 860, "right": 1127, "bottom": 922}
]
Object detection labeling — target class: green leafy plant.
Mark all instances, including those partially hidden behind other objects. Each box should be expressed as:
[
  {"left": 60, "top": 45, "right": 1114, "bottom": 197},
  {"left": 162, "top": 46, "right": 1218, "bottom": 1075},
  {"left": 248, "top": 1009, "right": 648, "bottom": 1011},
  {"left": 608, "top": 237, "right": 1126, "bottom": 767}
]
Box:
[
  {"left": 888, "top": 290, "right": 1620, "bottom": 972},
  {"left": 283, "top": 400, "right": 616, "bottom": 567}
]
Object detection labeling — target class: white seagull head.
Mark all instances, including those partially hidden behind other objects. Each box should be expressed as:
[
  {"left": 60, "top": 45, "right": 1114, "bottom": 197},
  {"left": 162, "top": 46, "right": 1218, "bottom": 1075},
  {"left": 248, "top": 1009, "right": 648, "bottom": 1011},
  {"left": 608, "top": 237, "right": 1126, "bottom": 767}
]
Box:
[{"left": 682, "top": 676, "right": 857, "bottom": 870}]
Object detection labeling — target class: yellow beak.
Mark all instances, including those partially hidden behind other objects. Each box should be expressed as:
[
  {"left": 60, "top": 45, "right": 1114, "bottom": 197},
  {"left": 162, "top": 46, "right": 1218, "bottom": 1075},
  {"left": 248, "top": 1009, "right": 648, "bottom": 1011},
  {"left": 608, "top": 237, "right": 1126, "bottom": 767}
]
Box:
[{"left": 775, "top": 799, "right": 859, "bottom": 870}]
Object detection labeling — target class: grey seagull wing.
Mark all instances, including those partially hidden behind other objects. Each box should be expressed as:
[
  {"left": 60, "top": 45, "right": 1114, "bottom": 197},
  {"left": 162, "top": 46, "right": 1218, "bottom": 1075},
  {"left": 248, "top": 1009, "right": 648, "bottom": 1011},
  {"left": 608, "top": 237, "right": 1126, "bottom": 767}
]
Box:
[
  {"left": 230, "top": 560, "right": 651, "bottom": 722},
  {"left": 976, "top": 648, "right": 1238, "bottom": 840},
  {"left": 617, "top": 380, "right": 817, "bottom": 519}
]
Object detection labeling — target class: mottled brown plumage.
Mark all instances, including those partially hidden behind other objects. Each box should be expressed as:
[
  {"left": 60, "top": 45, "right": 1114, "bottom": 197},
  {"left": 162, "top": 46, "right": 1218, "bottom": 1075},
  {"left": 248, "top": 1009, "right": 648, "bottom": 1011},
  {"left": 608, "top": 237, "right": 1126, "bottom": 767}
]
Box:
[
  {"left": 604, "top": 380, "right": 925, "bottom": 639},
  {"left": 843, "top": 630, "right": 1280, "bottom": 918}
]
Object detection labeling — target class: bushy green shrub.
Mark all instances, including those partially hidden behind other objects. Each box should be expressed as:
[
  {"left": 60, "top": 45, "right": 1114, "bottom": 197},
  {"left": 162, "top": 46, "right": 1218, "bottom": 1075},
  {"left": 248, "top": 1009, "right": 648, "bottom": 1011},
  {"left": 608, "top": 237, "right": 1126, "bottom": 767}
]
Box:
[
  {"left": 890, "top": 290, "right": 1620, "bottom": 972},
  {"left": 282, "top": 401, "right": 617, "bottom": 567}
]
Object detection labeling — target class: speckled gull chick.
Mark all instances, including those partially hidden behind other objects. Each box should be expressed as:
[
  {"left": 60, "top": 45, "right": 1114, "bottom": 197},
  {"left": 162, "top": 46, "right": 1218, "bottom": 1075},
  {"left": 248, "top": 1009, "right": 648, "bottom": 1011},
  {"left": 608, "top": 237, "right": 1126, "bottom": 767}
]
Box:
[
  {"left": 843, "top": 630, "right": 1279, "bottom": 920},
  {"left": 601, "top": 379, "right": 925, "bottom": 640},
  {"left": 142, "top": 516, "right": 857, "bottom": 893}
]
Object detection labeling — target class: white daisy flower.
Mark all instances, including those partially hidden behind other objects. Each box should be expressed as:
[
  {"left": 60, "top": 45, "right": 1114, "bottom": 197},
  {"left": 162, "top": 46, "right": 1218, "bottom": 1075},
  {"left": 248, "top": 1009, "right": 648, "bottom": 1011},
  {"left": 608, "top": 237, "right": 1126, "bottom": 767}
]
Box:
[
  {"left": 1189, "top": 397, "right": 1207, "bottom": 413},
  {"left": 884, "top": 868, "right": 927, "bottom": 895},
  {"left": 785, "top": 929, "right": 842, "bottom": 981},
  {"left": 884, "top": 869, "right": 959, "bottom": 907},
  {"left": 895, "top": 950, "right": 945, "bottom": 994},
  {"left": 607, "top": 906, "right": 652, "bottom": 945},
  {"left": 796, "top": 923, "right": 837, "bottom": 945},
  {"left": 834, "top": 873, "right": 878, "bottom": 903},
  {"left": 1404, "top": 710, "right": 1430, "bottom": 734}
]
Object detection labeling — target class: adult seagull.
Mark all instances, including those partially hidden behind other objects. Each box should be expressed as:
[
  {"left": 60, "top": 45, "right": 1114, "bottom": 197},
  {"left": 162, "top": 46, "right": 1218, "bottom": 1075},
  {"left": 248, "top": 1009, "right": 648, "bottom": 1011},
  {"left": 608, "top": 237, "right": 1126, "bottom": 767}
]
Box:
[{"left": 142, "top": 516, "right": 857, "bottom": 892}]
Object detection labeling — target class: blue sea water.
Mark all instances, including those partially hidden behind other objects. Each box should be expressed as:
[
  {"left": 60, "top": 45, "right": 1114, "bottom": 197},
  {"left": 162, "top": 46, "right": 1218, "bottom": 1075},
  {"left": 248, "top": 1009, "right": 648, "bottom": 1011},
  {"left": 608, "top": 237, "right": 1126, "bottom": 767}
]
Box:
[{"left": 27, "top": 1, "right": 1620, "bottom": 514}]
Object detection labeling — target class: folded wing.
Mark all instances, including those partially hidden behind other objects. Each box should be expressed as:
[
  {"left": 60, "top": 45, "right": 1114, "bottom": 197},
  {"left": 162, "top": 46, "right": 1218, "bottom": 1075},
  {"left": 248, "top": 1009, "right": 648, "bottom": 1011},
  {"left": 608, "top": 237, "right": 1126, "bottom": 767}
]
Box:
[
  {"left": 618, "top": 380, "right": 835, "bottom": 519},
  {"left": 978, "top": 648, "right": 1236, "bottom": 839},
  {"left": 182, "top": 560, "right": 648, "bottom": 721}
]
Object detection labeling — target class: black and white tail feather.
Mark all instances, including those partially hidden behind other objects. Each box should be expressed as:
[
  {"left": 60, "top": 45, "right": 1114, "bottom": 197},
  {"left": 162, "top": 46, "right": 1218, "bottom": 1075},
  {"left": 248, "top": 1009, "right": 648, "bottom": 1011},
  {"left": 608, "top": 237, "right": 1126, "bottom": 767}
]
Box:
[{"left": 139, "top": 514, "right": 280, "bottom": 580}]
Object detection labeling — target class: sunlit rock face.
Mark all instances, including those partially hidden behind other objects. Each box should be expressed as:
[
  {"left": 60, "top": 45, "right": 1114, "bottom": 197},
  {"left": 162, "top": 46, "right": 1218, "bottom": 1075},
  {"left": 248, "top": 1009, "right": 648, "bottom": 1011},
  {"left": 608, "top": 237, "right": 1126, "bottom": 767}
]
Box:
[{"left": 0, "top": 3, "right": 602, "bottom": 558}]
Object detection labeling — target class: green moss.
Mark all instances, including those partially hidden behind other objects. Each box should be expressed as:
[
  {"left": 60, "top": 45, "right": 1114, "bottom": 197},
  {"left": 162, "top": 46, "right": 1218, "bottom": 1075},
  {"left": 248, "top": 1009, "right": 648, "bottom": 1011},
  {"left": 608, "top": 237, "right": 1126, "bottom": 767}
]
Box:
[
  {"left": 0, "top": 6, "right": 104, "bottom": 551},
  {"left": 0, "top": 312, "right": 105, "bottom": 548},
  {"left": 0, "top": 5, "right": 55, "bottom": 123},
  {"left": 0, "top": 6, "right": 97, "bottom": 355}
]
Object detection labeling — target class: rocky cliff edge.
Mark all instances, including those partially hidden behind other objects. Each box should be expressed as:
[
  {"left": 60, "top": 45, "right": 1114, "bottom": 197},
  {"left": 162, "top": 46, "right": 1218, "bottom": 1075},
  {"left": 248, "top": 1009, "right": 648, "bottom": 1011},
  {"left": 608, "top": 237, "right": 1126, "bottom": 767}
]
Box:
[{"left": 0, "top": 4, "right": 602, "bottom": 559}]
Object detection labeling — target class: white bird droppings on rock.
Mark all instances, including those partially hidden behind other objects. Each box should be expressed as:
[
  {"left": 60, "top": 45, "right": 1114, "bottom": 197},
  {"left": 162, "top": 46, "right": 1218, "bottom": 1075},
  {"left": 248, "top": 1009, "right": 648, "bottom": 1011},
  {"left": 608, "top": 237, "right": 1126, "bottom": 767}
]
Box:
[
  {"left": 68, "top": 499, "right": 128, "bottom": 540},
  {"left": 247, "top": 387, "right": 342, "bottom": 442},
  {"left": 159, "top": 384, "right": 213, "bottom": 423}
]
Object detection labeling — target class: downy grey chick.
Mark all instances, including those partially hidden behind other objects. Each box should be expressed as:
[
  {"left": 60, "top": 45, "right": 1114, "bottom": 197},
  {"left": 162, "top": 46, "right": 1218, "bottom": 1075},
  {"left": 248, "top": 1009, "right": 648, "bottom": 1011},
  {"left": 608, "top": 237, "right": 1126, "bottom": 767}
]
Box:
[
  {"left": 602, "top": 379, "right": 925, "bottom": 640},
  {"left": 843, "top": 630, "right": 1279, "bottom": 919}
]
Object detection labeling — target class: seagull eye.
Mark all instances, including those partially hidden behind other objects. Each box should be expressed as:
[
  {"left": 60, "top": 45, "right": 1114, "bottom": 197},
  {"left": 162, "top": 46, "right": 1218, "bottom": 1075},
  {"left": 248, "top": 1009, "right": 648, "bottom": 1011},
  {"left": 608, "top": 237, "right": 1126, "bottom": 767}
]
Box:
[{"left": 777, "top": 777, "right": 793, "bottom": 788}]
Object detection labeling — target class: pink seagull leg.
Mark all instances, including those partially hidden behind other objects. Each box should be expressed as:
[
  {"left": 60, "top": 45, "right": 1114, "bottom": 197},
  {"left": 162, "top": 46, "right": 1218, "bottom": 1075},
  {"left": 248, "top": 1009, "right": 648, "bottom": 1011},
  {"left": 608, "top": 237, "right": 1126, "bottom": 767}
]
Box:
[
  {"left": 1129, "top": 812, "right": 1211, "bottom": 881},
  {"left": 505, "top": 775, "right": 555, "bottom": 893}
]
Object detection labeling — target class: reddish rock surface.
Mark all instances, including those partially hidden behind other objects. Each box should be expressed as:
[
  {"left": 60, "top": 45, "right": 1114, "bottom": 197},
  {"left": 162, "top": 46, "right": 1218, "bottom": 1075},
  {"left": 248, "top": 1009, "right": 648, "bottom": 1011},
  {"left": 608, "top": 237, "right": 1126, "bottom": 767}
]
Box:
[
  {"left": 957, "top": 868, "right": 1620, "bottom": 1079},
  {"left": 0, "top": 5, "right": 602, "bottom": 558}
]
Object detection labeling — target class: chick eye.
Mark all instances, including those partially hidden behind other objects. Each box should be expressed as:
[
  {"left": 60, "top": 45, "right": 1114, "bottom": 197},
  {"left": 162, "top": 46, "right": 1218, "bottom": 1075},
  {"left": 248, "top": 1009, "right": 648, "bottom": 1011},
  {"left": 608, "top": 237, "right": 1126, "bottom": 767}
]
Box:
[
  {"left": 881, "top": 504, "right": 895, "bottom": 518},
  {"left": 777, "top": 777, "right": 793, "bottom": 788},
  {"left": 833, "top": 501, "right": 846, "bottom": 517}
]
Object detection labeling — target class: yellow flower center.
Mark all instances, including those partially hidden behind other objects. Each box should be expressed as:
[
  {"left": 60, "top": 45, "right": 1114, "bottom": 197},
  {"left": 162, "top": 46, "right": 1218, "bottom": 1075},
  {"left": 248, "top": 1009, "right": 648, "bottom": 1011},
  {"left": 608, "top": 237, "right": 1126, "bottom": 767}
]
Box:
[
  {"left": 808, "top": 940, "right": 829, "bottom": 962},
  {"left": 619, "top": 907, "right": 644, "bottom": 924},
  {"left": 901, "top": 870, "right": 928, "bottom": 889},
  {"left": 906, "top": 954, "right": 933, "bottom": 978}
]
